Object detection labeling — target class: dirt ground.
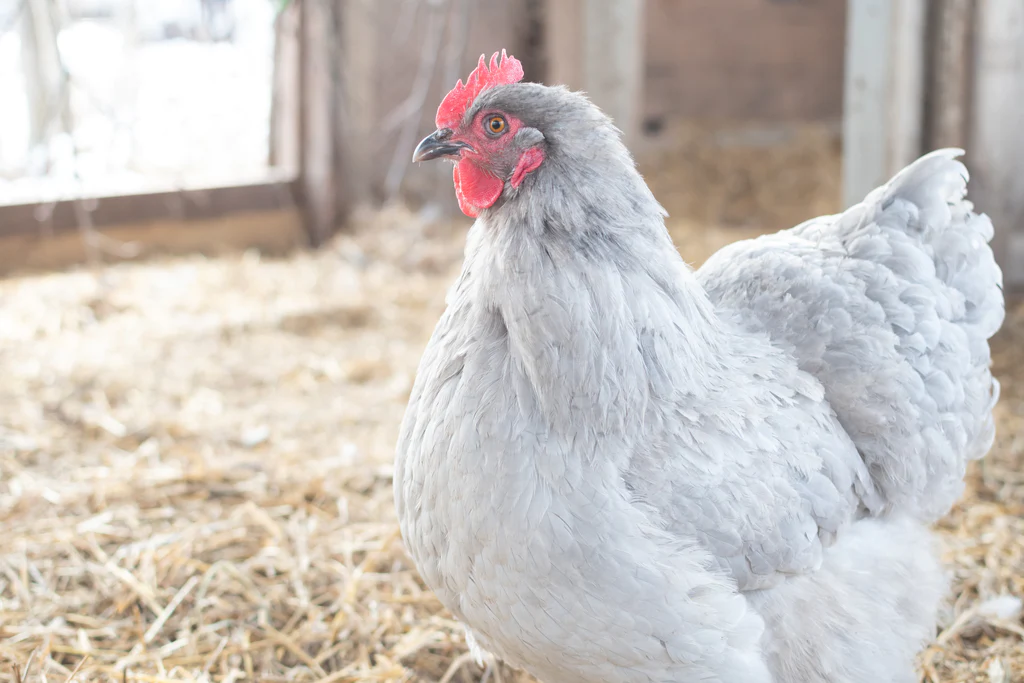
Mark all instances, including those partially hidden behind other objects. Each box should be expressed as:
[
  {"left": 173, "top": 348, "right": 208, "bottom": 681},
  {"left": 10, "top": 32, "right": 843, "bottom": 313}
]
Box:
[{"left": 1, "top": 124, "right": 1021, "bottom": 682}]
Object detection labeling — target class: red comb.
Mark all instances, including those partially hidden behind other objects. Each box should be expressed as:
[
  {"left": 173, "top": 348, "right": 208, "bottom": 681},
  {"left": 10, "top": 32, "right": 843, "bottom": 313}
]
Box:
[{"left": 436, "top": 50, "right": 524, "bottom": 129}]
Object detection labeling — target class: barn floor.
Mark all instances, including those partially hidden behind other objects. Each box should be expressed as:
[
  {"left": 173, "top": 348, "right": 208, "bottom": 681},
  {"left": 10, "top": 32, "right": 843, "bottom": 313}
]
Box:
[{"left": 1, "top": 126, "right": 1022, "bottom": 683}]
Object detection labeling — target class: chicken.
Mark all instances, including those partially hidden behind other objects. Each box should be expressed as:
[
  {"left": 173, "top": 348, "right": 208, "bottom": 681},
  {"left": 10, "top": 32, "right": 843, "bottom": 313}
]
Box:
[{"left": 394, "top": 51, "right": 1005, "bottom": 683}]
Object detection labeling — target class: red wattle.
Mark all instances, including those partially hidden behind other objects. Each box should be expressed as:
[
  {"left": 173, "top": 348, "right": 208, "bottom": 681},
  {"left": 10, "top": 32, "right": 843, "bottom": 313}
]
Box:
[{"left": 453, "top": 161, "right": 504, "bottom": 218}]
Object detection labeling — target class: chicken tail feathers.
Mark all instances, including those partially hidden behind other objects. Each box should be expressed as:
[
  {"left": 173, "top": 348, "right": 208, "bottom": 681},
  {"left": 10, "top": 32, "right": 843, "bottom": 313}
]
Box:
[{"left": 826, "top": 148, "right": 1004, "bottom": 518}]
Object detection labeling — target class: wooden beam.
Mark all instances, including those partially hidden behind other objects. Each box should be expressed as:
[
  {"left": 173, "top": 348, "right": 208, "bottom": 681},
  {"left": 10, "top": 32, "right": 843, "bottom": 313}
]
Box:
[
  {"left": 969, "top": 0, "right": 1024, "bottom": 287},
  {"left": 545, "top": 0, "right": 645, "bottom": 147},
  {"left": 0, "top": 176, "right": 298, "bottom": 239},
  {"left": 842, "top": 0, "right": 928, "bottom": 207},
  {"left": 0, "top": 209, "right": 305, "bottom": 276}
]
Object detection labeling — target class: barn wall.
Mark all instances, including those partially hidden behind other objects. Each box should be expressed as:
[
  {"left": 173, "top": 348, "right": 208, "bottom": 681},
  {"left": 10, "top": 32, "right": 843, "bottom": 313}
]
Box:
[
  {"left": 643, "top": 0, "right": 847, "bottom": 124},
  {"left": 367, "top": 0, "right": 846, "bottom": 207}
]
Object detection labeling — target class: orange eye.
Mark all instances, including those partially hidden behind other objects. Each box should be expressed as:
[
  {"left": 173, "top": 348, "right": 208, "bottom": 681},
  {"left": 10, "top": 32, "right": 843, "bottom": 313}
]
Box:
[{"left": 487, "top": 116, "right": 506, "bottom": 134}]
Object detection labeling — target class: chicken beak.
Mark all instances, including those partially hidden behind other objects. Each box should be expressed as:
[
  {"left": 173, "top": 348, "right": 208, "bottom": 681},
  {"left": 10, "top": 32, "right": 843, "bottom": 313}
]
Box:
[{"left": 412, "top": 129, "right": 472, "bottom": 162}]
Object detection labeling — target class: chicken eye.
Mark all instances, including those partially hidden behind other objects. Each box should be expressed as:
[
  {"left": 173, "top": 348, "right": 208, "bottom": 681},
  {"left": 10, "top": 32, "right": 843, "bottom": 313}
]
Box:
[{"left": 486, "top": 116, "right": 506, "bottom": 135}]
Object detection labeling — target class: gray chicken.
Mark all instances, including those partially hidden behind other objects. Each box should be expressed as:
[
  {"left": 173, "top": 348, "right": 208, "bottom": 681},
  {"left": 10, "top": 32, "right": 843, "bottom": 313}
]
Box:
[{"left": 394, "top": 51, "right": 1005, "bottom": 683}]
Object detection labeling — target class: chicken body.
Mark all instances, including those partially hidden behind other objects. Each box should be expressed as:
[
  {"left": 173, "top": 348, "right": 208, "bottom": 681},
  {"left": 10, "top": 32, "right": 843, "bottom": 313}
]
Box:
[{"left": 395, "top": 75, "right": 1004, "bottom": 683}]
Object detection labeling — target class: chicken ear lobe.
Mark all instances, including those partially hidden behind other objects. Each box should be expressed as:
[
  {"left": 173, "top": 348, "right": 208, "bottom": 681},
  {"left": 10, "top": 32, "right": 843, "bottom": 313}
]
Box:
[{"left": 511, "top": 147, "right": 545, "bottom": 189}]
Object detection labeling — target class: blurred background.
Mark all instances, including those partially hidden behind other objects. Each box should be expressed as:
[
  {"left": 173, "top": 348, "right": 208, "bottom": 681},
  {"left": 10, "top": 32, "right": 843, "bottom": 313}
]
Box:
[
  {"left": 1, "top": 1, "right": 1022, "bottom": 682},
  {"left": 5, "top": 0, "right": 1022, "bottom": 275}
]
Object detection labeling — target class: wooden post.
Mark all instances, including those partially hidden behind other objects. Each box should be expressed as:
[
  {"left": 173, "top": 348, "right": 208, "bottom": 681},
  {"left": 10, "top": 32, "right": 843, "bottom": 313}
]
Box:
[
  {"left": 546, "top": 0, "right": 584, "bottom": 90},
  {"left": 545, "top": 0, "right": 645, "bottom": 147},
  {"left": 842, "top": 0, "right": 928, "bottom": 207},
  {"left": 339, "top": 0, "right": 376, "bottom": 207},
  {"left": 924, "top": 0, "right": 973, "bottom": 150},
  {"left": 969, "top": 0, "right": 1024, "bottom": 287},
  {"left": 298, "top": 0, "right": 339, "bottom": 246},
  {"left": 584, "top": 0, "right": 644, "bottom": 148},
  {"left": 22, "top": 0, "right": 72, "bottom": 154},
  {"left": 270, "top": 1, "right": 300, "bottom": 174}
]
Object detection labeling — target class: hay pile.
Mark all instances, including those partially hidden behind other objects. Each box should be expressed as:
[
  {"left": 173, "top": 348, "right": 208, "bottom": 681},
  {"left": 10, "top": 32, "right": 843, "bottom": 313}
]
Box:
[
  {"left": 0, "top": 207, "right": 476, "bottom": 683},
  {"left": 1, "top": 126, "right": 1022, "bottom": 682}
]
